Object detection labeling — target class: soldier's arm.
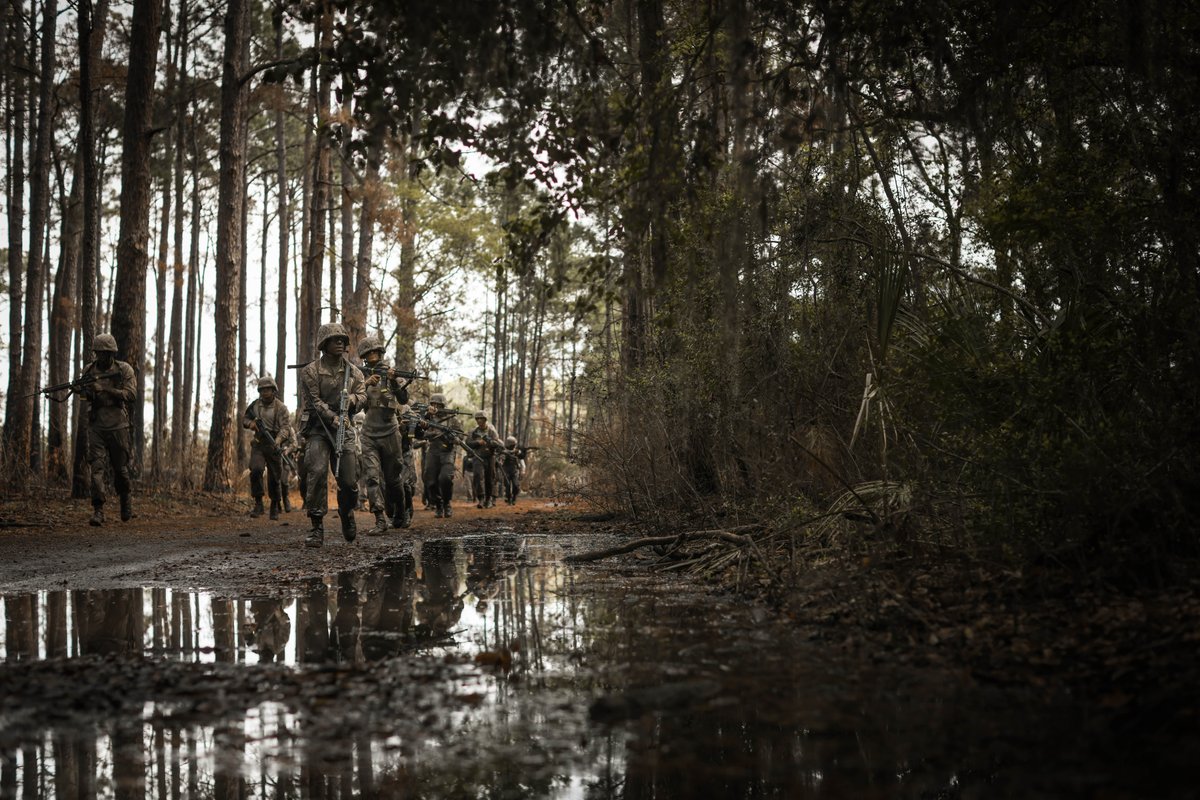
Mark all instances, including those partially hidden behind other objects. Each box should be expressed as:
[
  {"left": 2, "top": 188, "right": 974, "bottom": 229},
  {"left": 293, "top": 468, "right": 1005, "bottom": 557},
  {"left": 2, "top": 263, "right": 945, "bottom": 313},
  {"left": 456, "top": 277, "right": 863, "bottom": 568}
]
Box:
[
  {"left": 303, "top": 368, "right": 336, "bottom": 423},
  {"left": 347, "top": 365, "right": 367, "bottom": 413},
  {"left": 278, "top": 404, "right": 295, "bottom": 445},
  {"left": 110, "top": 362, "right": 138, "bottom": 403}
]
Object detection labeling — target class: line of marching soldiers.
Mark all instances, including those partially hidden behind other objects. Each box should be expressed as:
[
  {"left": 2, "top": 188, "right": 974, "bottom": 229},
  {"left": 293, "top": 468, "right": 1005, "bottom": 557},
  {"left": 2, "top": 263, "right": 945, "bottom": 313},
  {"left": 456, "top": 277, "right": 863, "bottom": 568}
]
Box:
[
  {"left": 242, "top": 323, "right": 537, "bottom": 547},
  {"left": 64, "top": 323, "right": 535, "bottom": 544}
]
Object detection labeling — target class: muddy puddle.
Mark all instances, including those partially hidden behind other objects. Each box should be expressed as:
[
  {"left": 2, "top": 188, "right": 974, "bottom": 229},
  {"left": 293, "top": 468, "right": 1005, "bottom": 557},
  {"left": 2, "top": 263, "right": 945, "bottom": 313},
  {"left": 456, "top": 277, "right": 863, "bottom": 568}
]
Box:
[{"left": 0, "top": 532, "right": 1182, "bottom": 798}]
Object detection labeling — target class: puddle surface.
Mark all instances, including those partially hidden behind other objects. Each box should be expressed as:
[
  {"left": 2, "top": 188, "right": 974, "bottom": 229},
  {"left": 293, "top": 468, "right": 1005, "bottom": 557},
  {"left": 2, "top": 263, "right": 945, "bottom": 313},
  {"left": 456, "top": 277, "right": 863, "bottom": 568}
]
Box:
[{"left": 0, "top": 534, "right": 1181, "bottom": 798}]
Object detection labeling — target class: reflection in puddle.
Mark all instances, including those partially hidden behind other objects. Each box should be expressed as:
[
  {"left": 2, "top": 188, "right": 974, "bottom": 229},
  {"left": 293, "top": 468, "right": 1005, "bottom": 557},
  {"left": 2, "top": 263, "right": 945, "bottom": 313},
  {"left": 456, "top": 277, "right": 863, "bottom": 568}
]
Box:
[
  {"left": 0, "top": 537, "right": 556, "bottom": 668},
  {"left": 1, "top": 536, "right": 624, "bottom": 798}
]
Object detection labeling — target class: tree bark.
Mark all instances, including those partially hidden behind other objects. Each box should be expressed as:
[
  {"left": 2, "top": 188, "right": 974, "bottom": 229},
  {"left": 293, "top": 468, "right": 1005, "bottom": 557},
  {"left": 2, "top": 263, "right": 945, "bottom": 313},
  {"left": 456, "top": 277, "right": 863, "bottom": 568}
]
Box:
[
  {"left": 301, "top": 7, "right": 331, "bottom": 360},
  {"left": 48, "top": 153, "right": 84, "bottom": 483},
  {"left": 169, "top": 0, "right": 189, "bottom": 466},
  {"left": 346, "top": 134, "right": 381, "bottom": 347},
  {"left": 151, "top": 3, "right": 175, "bottom": 483},
  {"left": 202, "top": 0, "right": 250, "bottom": 491},
  {"left": 273, "top": 3, "right": 289, "bottom": 395},
  {"left": 3, "top": 0, "right": 28, "bottom": 456},
  {"left": 339, "top": 86, "right": 355, "bottom": 338},
  {"left": 395, "top": 139, "right": 418, "bottom": 370},
  {"left": 110, "top": 0, "right": 164, "bottom": 478},
  {"left": 72, "top": 0, "right": 111, "bottom": 498}
]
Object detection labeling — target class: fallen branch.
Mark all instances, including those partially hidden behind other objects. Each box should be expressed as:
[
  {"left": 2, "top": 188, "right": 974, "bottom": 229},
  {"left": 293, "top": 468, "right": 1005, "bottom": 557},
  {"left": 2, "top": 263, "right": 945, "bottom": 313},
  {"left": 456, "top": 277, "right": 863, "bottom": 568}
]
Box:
[{"left": 564, "top": 524, "right": 758, "bottom": 564}]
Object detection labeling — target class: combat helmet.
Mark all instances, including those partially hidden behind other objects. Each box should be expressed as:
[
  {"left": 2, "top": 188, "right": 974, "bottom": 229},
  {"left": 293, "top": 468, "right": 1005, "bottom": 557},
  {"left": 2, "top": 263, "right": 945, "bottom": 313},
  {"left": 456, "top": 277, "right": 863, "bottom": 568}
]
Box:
[
  {"left": 257, "top": 376, "right": 278, "bottom": 391},
  {"left": 474, "top": 409, "right": 488, "bottom": 420},
  {"left": 358, "top": 336, "right": 384, "bottom": 357},
  {"left": 429, "top": 393, "right": 447, "bottom": 406},
  {"left": 505, "top": 436, "right": 517, "bottom": 447},
  {"left": 93, "top": 333, "right": 118, "bottom": 352},
  {"left": 315, "top": 322, "right": 349, "bottom": 351}
]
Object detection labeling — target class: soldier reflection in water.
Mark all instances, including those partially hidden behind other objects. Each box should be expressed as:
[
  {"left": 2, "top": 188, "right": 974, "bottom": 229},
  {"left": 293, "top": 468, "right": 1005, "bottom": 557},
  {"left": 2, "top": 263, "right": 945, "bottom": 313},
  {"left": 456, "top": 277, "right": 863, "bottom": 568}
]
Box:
[
  {"left": 298, "top": 578, "right": 330, "bottom": 663},
  {"left": 416, "top": 539, "right": 465, "bottom": 642},
  {"left": 74, "top": 588, "right": 144, "bottom": 656},
  {"left": 359, "top": 554, "right": 418, "bottom": 660},
  {"left": 244, "top": 599, "right": 292, "bottom": 663},
  {"left": 332, "top": 570, "right": 365, "bottom": 664}
]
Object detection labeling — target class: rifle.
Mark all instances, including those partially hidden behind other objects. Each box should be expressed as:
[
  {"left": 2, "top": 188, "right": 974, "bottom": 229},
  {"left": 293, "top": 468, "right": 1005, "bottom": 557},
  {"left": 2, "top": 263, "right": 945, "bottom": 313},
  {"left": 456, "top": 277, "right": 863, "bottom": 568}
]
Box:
[
  {"left": 409, "top": 401, "right": 473, "bottom": 417},
  {"left": 332, "top": 359, "right": 352, "bottom": 479},
  {"left": 30, "top": 369, "right": 120, "bottom": 399},
  {"left": 247, "top": 402, "right": 298, "bottom": 474},
  {"left": 401, "top": 411, "right": 485, "bottom": 463},
  {"left": 362, "top": 364, "right": 429, "bottom": 382}
]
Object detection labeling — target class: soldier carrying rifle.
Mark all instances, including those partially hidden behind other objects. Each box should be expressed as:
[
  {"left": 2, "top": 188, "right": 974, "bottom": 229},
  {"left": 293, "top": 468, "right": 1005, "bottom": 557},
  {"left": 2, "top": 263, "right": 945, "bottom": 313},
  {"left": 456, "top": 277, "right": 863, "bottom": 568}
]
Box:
[
  {"left": 297, "top": 323, "right": 365, "bottom": 547},
  {"left": 77, "top": 333, "right": 137, "bottom": 526},
  {"left": 242, "top": 376, "right": 295, "bottom": 520}
]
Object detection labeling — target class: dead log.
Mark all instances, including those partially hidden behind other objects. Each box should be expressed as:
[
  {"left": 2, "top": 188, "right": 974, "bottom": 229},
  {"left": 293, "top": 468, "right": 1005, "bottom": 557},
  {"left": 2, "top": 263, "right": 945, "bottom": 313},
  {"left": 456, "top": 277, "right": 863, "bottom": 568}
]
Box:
[{"left": 564, "top": 524, "right": 758, "bottom": 563}]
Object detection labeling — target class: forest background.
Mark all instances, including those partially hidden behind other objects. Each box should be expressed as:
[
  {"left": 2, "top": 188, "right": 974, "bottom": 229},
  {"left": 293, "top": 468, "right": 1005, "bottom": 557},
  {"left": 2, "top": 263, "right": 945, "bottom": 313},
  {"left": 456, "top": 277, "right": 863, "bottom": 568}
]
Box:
[{"left": 1, "top": 0, "right": 1197, "bottom": 580}]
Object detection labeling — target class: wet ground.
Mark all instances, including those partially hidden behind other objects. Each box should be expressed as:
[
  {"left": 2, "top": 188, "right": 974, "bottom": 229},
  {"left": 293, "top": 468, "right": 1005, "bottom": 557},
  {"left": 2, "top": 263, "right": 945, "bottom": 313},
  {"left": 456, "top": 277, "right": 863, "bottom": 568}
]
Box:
[{"left": 0, "top": 502, "right": 1193, "bottom": 798}]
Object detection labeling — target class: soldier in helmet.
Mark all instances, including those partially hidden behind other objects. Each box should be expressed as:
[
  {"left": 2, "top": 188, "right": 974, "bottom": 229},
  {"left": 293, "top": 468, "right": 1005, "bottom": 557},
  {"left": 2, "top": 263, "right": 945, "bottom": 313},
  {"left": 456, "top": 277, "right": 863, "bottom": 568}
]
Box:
[
  {"left": 298, "top": 323, "right": 366, "bottom": 546},
  {"left": 414, "top": 393, "right": 463, "bottom": 518},
  {"left": 80, "top": 333, "right": 138, "bottom": 526},
  {"left": 358, "top": 336, "right": 412, "bottom": 535},
  {"left": 499, "top": 436, "right": 533, "bottom": 505},
  {"left": 467, "top": 410, "right": 502, "bottom": 508},
  {"left": 241, "top": 376, "right": 294, "bottom": 520}
]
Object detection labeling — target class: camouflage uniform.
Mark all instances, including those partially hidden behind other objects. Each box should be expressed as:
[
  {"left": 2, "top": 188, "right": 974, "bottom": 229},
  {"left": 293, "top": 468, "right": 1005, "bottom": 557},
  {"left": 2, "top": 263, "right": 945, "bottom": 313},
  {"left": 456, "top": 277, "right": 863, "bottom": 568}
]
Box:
[
  {"left": 243, "top": 376, "right": 293, "bottom": 520},
  {"left": 81, "top": 334, "right": 137, "bottom": 525},
  {"left": 499, "top": 437, "right": 531, "bottom": 505},
  {"left": 416, "top": 393, "right": 462, "bottom": 517},
  {"left": 298, "top": 323, "right": 366, "bottom": 545},
  {"left": 467, "top": 412, "right": 503, "bottom": 508},
  {"left": 358, "top": 337, "right": 410, "bottom": 535}
]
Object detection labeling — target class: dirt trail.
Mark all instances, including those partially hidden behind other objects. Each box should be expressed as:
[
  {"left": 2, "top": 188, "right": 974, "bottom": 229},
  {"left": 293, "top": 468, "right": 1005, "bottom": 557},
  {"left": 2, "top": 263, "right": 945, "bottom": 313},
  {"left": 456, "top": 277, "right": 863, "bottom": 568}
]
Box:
[{"left": 0, "top": 492, "right": 590, "bottom": 596}]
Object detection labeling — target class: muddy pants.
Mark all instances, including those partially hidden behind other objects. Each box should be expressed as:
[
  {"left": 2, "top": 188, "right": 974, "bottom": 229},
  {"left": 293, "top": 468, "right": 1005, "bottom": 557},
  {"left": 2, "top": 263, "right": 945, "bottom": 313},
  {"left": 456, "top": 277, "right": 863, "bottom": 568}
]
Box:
[
  {"left": 303, "top": 432, "right": 359, "bottom": 519},
  {"left": 87, "top": 426, "right": 131, "bottom": 508},
  {"left": 502, "top": 463, "right": 521, "bottom": 504},
  {"left": 472, "top": 454, "right": 496, "bottom": 502},
  {"left": 422, "top": 449, "right": 456, "bottom": 511},
  {"left": 361, "top": 432, "right": 405, "bottom": 515},
  {"left": 249, "top": 445, "right": 283, "bottom": 503},
  {"left": 400, "top": 450, "right": 418, "bottom": 516}
]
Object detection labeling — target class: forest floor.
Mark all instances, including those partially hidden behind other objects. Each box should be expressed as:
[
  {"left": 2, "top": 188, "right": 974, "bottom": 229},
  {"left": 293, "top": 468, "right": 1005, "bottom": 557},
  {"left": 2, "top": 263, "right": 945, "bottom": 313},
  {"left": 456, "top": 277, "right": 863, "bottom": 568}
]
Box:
[{"left": 0, "top": 490, "right": 1196, "bottom": 796}]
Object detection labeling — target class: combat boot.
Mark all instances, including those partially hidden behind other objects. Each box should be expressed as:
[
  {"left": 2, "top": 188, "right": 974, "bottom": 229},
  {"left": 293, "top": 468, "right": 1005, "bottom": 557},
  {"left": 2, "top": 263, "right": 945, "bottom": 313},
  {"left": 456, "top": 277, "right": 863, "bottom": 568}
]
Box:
[
  {"left": 434, "top": 505, "right": 444, "bottom": 518},
  {"left": 368, "top": 511, "right": 388, "bottom": 536},
  {"left": 119, "top": 494, "right": 133, "bottom": 522},
  {"left": 340, "top": 510, "right": 357, "bottom": 542},
  {"left": 444, "top": 503, "right": 453, "bottom": 518},
  {"left": 89, "top": 504, "right": 105, "bottom": 527},
  {"left": 282, "top": 493, "right": 293, "bottom": 513},
  {"left": 269, "top": 499, "right": 281, "bottom": 520},
  {"left": 306, "top": 516, "right": 324, "bottom": 547},
  {"left": 251, "top": 497, "right": 265, "bottom": 517},
  {"left": 391, "top": 510, "right": 404, "bottom": 529}
]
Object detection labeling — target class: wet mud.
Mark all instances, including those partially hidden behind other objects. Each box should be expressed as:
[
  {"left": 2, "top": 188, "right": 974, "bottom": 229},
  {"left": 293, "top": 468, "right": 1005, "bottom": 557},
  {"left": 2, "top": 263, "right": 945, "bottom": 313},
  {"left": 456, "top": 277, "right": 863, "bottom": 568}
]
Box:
[{"left": 1, "top": 514, "right": 1192, "bottom": 798}]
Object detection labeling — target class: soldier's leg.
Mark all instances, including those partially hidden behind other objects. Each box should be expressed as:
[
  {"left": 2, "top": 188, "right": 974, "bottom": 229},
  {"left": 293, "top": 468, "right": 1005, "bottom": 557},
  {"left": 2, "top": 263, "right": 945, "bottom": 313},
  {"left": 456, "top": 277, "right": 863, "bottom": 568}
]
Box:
[
  {"left": 334, "top": 448, "right": 359, "bottom": 542},
  {"left": 483, "top": 458, "right": 497, "bottom": 506},
  {"left": 360, "top": 436, "right": 388, "bottom": 535},
  {"left": 249, "top": 447, "right": 267, "bottom": 516},
  {"left": 423, "top": 455, "right": 442, "bottom": 517},
  {"left": 304, "top": 435, "right": 332, "bottom": 545},
  {"left": 438, "top": 459, "right": 456, "bottom": 517},
  {"left": 380, "top": 436, "right": 406, "bottom": 530},
  {"left": 106, "top": 429, "right": 134, "bottom": 521},
  {"left": 265, "top": 452, "right": 283, "bottom": 519},
  {"left": 86, "top": 428, "right": 109, "bottom": 525},
  {"left": 472, "top": 467, "right": 486, "bottom": 508}
]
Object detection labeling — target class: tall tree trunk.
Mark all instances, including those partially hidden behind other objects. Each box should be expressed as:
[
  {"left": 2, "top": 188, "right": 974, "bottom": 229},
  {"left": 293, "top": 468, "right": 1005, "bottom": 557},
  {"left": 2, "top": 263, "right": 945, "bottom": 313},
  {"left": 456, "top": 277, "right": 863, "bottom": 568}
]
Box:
[
  {"left": 394, "top": 139, "right": 418, "bottom": 370},
  {"left": 110, "top": 0, "right": 164, "bottom": 478},
  {"left": 346, "top": 134, "right": 380, "bottom": 347},
  {"left": 3, "top": 0, "right": 28, "bottom": 455},
  {"left": 298, "top": 60, "right": 315, "bottom": 375},
  {"left": 182, "top": 108, "right": 201, "bottom": 476},
  {"left": 339, "top": 85, "right": 354, "bottom": 335},
  {"left": 259, "top": 175, "right": 268, "bottom": 377},
  {"left": 236, "top": 126, "right": 251, "bottom": 467},
  {"left": 49, "top": 154, "right": 84, "bottom": 482},
  {"left": 522, "top": 281, "right": 548, "bottom": 443},
  {"left": 151, "top": 4, "right": 175, "bottom": 483},
  {"left": 169, "top": 0, "right": 189, "bottom": 466},
  {"left": 202, "top": 0, "right": 250, "bottom": 491},
  {"left": 302, "top": 9, "right": 330, "bottom": 361},
  {"left": 273, "top": 2, "right": 289, "bottom": 395},
  {"left": 72, "top": 0, "right": 110, "bottom": 498}
]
